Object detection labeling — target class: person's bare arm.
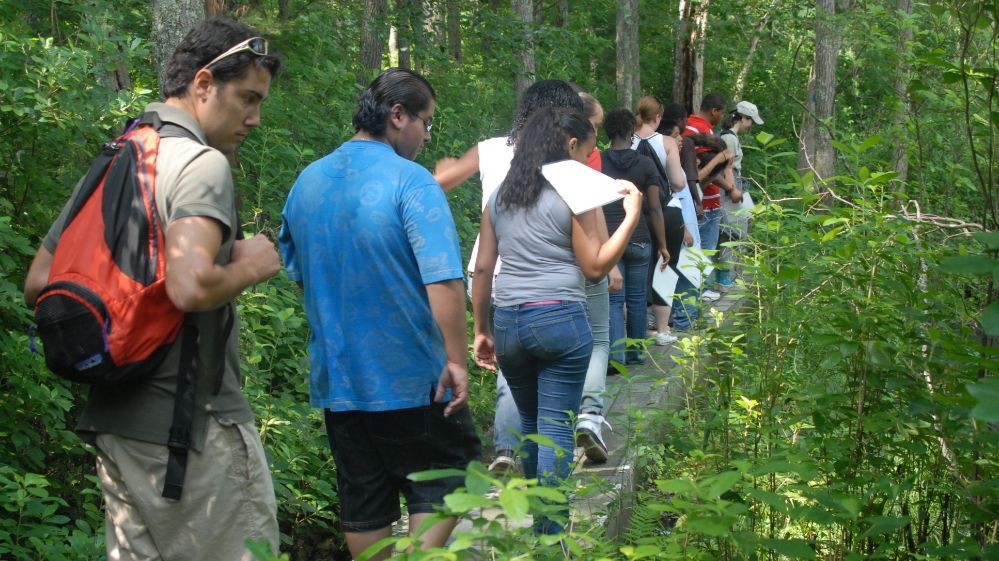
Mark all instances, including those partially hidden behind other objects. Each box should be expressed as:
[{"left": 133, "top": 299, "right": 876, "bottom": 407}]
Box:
[
  {"left": 646, "top": 184, "right": 670, "bottom": 270},
  {"left": 426, "top": 278, "right": 469, "bottom": 416},
  {"left": 471, "top": 209, "right": 499, "bottom": 371},
  {"left": 434, "top": 144, "right": 480, "bottom": 192},
  {"left": 573, "top": 181, "right": 643, "bottom": 280},
  {"left": 662, "top": 135, "right": 689, "bottom": 190},
  {"left": 164, "top": 216, "right": 280, "bottom": 312},
  {"left": 23, "top": 246, "right": 54, "bottom": 307}
]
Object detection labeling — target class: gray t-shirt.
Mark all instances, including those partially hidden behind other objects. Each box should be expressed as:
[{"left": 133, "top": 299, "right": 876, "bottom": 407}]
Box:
[
  {"left": 487, "top": 185, "right": 584, "bottom": 306},
  {"left": 42, "top": 102, "right": 251, "bottom": 452}
]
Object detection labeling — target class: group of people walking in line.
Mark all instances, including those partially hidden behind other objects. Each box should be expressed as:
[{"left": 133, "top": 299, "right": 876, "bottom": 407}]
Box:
[{"left": 23, "top": 18, "right": 762, "bottom": 561}]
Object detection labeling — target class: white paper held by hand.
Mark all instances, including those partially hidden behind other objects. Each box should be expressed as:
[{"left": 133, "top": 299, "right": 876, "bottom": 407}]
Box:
[
  {"left": 676, "top": 247, "right": 714, "bottom": 289},
  {"left": 541, "top": 159, "right": 624, "bottom": 215},
  {"left": 651, "top": 256, "right": 680, "bottom": 302}
]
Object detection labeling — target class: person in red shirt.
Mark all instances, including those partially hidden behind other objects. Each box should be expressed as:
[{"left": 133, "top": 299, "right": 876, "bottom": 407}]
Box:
[{"left": 682, "top": 93, "right": 741, "bottom": 301}]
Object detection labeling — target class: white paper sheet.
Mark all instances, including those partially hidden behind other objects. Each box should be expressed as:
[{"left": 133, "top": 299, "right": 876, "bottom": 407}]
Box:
[
  {"left": 676, "top": 247, "right": 714, "bottom": 288},
  {"left": 651, "top": 256, "right": 680, "bottom": 301},
  {"left": 541, "top": 159, "right": 624, "bottom": 215}
]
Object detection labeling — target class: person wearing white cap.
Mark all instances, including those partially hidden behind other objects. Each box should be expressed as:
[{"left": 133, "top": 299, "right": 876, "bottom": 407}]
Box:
[{"left": 717, "top": 100, "right": 763, "bottom": 286}]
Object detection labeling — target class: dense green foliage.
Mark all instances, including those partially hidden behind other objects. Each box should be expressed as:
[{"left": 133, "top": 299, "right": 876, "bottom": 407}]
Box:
[{"left": 0, "top": 0, "right": 994, "bottom": 559}]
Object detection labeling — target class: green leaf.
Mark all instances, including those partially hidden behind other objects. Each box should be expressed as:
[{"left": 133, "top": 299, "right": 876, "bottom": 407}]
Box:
[
  {"left": 443, "top": 493, "right": 493, "bottom": 513},
  {"left": 498, "top": 488, "right": 529, "bottom": 522},
  {"left": 942, "top": 255, "right": 993, "bottom": 275},
  {"left": 967, "top": 378, "right": 999, "bottom": 422},
  {"left": 862, "top": 515, "right": 910, "bottom": 537},
  {"left": 972, "top": 231, "right": 999, "bottom": 250},
  {"left": 407, "top": 468, "right": 466, "bottom": 482},
  {"left": 706, "top": 470, "right": 742, "bottom": 499},
  {"left": 760, "top": 538, "right": 817, "bottom": 559},
  {"left": 522, "top": 486, "right": 566, "bottom": 501},
  {"left": 755, "top": 131, "right": 775, "bottom": 145}
]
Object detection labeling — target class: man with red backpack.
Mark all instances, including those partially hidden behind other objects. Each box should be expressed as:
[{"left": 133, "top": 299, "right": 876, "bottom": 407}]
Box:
[{"left": 23, "top": 18, "right": 283, "bottom": 561}]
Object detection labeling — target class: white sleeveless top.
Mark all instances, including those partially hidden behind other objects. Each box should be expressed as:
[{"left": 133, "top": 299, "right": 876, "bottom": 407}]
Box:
[{"left": 467, "top": 136, "right": 515, "bottom": 273}]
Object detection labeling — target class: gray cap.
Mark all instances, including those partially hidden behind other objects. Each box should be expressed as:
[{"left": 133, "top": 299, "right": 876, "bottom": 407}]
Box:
[{"left": 736, "top": 101, "right": 764, "bottom": 125}]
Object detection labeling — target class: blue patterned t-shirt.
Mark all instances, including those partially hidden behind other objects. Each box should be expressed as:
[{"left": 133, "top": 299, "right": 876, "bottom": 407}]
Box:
[{"left": 279, "top": 140, "right": 464, "bottom": 411}]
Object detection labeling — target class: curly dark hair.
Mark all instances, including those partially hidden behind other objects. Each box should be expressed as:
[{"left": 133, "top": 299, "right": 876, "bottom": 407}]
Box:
[
  {"left": 603, "top": 108, "right": 636, "bottom": 142},
  {"left": 691, "top": 133, "right": 730, "bottom": 182},
  {"left": 507, "top": 80, "right": 584, "bottom": 145},
  {"left": 162, "top": 17, "right": 282, "bottom": 99},
  {"left": 658, "top": 102, "right": 687, "bottom": 135},
  {"left": 497, "top": 108, "right": 594, "bottom": 211},
  {"left": 352, "top": 68, "right": 436, "bottom": 136}
]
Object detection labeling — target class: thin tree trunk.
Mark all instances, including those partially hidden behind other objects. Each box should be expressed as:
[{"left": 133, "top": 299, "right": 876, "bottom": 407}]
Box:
[
  {"left": 278, "top": 0, "right": 289, "bottom": 20},
  {"left": 733, "top": 0, "right": 779, "bottom": 101},
  {"left": 359, "top": 0, "right": 388, "bottom": 85},
  {"left": 616, "top": 0, "right": 639, "bottom": 110},
  {"left": 512, "top": 0, "right": 535, "bottom": 94},
  {"left": 394, "top": 0, "right": 414, "bottom": 69},
  {"left": 797, "top": 0, "right": 844, "bottom": 191},
  {"left": 673, "top": 0, "right": 695, "bottom": 112},
  {"left": 691, "top": 0, "right": 710, "bottom": 112},
  {"left": 446, "top": 0, "right": 462, "bottom": 63},
  {"left": 152, "top": 0, "right": 205, "bottom": 95},
  {"left": 891, "top": 0, "right": 913, "bottom": 183},
  {"left": 86, "top": 4, "right": 131, "bottom": 92},
  {"left": 554, "top": 0, "right": 569, "bottom": 27},
  {"left": 205, "top": 0, "right": 226, "bottom": 16}
]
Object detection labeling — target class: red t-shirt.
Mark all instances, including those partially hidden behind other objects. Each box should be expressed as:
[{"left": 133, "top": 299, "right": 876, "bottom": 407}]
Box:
[
  {"left": 683, "top": 114, "right": 721, "bottom": 210},
  {"left": 587, "top": 147, "right": 602, "bottom": 172}
]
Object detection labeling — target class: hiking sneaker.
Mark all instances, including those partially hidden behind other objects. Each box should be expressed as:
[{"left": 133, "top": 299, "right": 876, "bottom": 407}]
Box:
[
  {"left": 575, "top": 413, "right": 610, "bottom": 463},
  {"left": 717, "top": 270, "right": 734, "bottom": 286},
  {"left": 702, "top": 289, "right": 721, "bottom": 302},
  {"left": 655, "top": 331, "right": 678, "bottom": 345},
  {"left": 488, "top": 450, "right": 515, "bottom": 475}
]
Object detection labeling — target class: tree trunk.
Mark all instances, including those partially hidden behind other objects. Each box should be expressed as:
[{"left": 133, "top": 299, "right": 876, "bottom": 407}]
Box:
[
  {"left": 204, "top": 0, "right": 226, "bottom": 16},
  {"left": 733, "top": 0, "right": 779, "bottom": 101},
  {"left": 446, "top": 0, "right": 462, "bottom": 63},
  {"left": 512, "top": 0, "right": 535, "bottom": 94},
  {"left": 797, "top": 0, "right": 844, "bottom": 191},
  {"left": 359, "top": 0, "right": 388, "bottom": 85},
  {"left": 691, "top": 0, "right": 709, "bottom": 112},
  {"left": 278, "top": 0, "right": 289, "bottom": 20},
  {"left": 393, "top": 0, "right": 414, "bottom": 69},
  {"left": 673, "top": 0, "right": 695, "bottom": 112},
  {"left": 891, "top": 0, "right": 913, "bottom": 183},
  {"left": 554, "top": 0, "right": 569, "bottom": 27},
  {"left": 424, "top": 0, "right": 444, "bottom": 54},
  {"left": 616, "top": 0, "right": 640, "bottom": 110},
  {"left": 86, "top": 4, "right": 131, "bottom": 92},
  {"left": 152, "top": 0, "right": 205, "bottom": 94}
]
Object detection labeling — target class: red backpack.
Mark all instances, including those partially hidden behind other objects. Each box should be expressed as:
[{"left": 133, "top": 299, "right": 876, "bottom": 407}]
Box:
[{"left": 33, "top": 112, "right": 208, "bottom": 500}]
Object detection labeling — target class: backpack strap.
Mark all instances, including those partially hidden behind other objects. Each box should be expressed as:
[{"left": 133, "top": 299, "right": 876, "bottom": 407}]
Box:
[{"left": 162, "top": 320, "right": 198, "bottom": 500}]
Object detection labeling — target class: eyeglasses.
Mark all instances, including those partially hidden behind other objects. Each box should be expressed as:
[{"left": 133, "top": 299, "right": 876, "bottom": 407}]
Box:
[
  {"left": 200, "top": 37, "right": 268, "bottom": 71},
  {"left": 407, "top": 109, "right": 433, "bottom": 133}
]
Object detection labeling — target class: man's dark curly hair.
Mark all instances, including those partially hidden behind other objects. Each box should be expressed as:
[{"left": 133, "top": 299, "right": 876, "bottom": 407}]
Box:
[
  {"left": 603, "top": 108, "right": 636, "bottom": 142},
  {"left": 161, "top": 17, "right": 282, "bottom": 99}
]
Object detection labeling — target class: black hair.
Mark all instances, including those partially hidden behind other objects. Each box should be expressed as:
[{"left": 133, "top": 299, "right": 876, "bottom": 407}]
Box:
[
  {"left": 700, "top": 92, "right": 727, "bottom": 111},
  {"left": 658, "top": 102, "right": 687, "bottom": 135},
  {"left": 497, "top": 108, "right": 594, "bottom": 211},
  {"left": 352, "top": 68, "right": 436, "bottom": 136},
  {"left": 722, "top": 110, "right": 750, "bottom": 130},
  {"left": 161, "top": 17, "right": 282, "bottom": 99},
  {"left": 691, "top": 133, "right": 730, "bottom": 182},
  {"left": 507, "top": 80, "right": 584, "bottom": 145},
  {"left": 603, "top": 108, "right": 636, "bottom": 141}
]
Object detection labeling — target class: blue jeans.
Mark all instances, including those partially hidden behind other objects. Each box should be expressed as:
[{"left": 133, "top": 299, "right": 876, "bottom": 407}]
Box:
[
  {"left": 581, "top": 277, "right": 610, "bottom": 415},
  {"left": 492, "top": 371, "right": 521, "bottom": 451},
  {"left": 494, "top": 301, "right": 592, "bottom": 531},
  {"left": 698, "top": 208, "right": 721, "bottom": 252},
  {"left": 609, "top": 242, "right": 651, "bottom": 364},
  {"left": 672, "top": 273, "right": 699, "bottom": 331}
]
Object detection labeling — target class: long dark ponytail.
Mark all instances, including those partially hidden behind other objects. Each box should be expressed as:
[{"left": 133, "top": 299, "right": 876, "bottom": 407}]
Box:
[{"left": 497, "top": 108, "right": 594, "bottom": 211}]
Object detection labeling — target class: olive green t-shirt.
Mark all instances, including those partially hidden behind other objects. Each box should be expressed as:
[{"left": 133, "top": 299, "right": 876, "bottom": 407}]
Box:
[{"left": 42, "top": 102, "right": 253, "bottom": 452}]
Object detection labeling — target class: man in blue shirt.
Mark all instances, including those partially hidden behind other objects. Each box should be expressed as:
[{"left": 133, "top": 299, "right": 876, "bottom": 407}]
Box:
[{"left": 279, "top": 68, "right": 479, "bottom": 560}]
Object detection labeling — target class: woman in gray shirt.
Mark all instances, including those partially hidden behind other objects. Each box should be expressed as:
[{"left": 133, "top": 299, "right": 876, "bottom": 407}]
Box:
[{"left": 470, "top": 108, "right": 642, "bottom": 534}]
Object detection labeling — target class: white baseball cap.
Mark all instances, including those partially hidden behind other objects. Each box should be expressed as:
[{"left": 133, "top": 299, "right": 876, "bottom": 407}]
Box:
[{"left": 736, "top": 101, "right": 764, "bottom": 125}]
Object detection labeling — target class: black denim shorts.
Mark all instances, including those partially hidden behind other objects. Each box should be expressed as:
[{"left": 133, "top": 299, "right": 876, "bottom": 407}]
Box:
[{"left": 324, "top": 399, "right": 481, "bottom": 532}]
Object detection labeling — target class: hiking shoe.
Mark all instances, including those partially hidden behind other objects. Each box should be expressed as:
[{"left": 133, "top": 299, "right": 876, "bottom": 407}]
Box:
[
  {"left": 655, "top": 331, "right": 678, "bottom": 345},
  {"left": 717, "top": 270, "right": 734, "bottom": 286},
  {"left": 488, "top": 450, "right": 515, "bottom": 475},
  {"left": 575, "top": 414, "right": 610, "bottom": 463},
  {"left": 702, "top": 289, "right": 721, "bottom": 302}
]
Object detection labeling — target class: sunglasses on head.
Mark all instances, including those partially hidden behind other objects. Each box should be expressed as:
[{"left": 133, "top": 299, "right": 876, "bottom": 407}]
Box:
[{"left": 200, "top": 37, "right": 268, "bottom": 71}]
